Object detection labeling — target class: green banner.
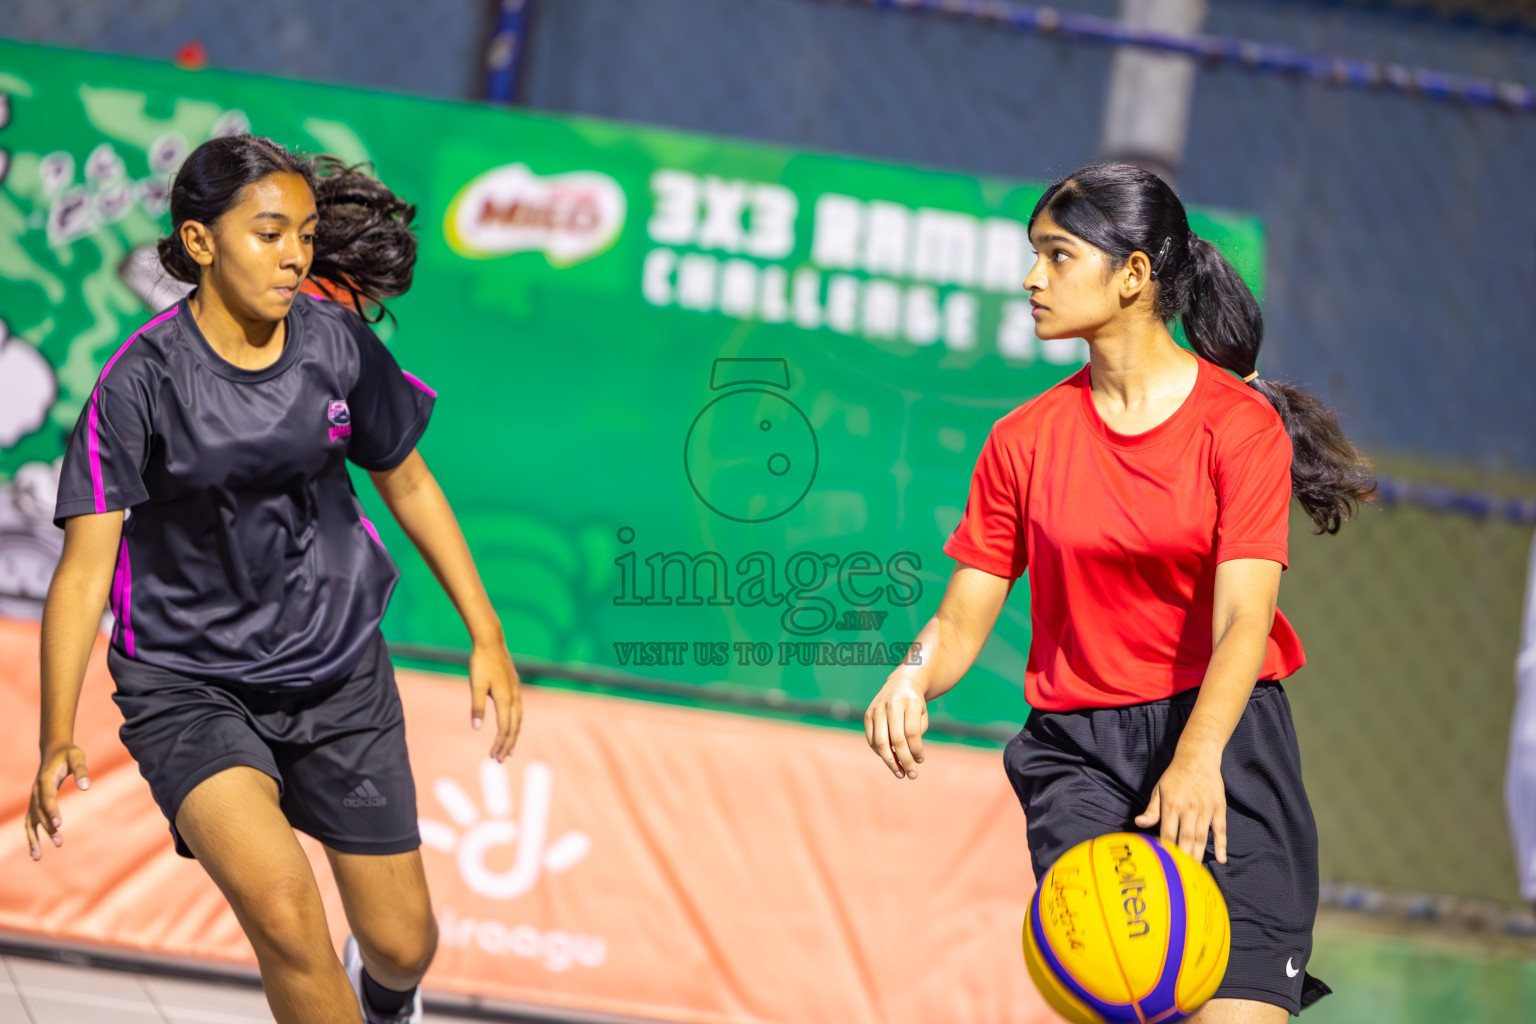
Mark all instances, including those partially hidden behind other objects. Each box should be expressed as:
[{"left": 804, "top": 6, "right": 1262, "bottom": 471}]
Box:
[{"left": 0, "top": 40, "right": 1263, "bottom": 728}]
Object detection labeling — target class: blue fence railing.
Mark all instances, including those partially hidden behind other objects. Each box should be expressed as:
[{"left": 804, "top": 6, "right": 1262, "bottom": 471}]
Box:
[
  {"left": 795, "top": 0, "right": 1536, "bottom": 113},
  {"left": 1375, "top": 477, "right": 1536, "bottom": 526}
]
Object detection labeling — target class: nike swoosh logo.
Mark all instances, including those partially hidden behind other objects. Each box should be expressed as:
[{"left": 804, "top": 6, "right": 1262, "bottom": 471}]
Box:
[{"left": 1286, "top": 957, "right": 1300, "bottom": 978}]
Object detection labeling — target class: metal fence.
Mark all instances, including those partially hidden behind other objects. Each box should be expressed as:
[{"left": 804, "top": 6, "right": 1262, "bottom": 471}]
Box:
[
  {"left": 1288, "top": 483, "right": 1534, "bottom": 905},
  {"left": 9, "top": 0, "right": 1536, "bottom": 906}
]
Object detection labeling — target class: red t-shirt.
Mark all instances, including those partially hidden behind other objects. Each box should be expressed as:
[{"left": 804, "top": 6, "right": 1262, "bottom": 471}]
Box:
[{"left": 943, "top": 357, "right": 1306, "bottom": 711}]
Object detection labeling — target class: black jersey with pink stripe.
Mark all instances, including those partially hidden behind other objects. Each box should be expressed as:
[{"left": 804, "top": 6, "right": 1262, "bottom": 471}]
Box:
[{"left": 54, "top": 293, "right": 435, "bottom": 690}]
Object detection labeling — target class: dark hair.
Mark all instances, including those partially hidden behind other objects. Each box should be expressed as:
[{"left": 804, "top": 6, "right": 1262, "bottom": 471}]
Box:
[
  {"left": 1029, "top": 162, "right": 1375, "bottom": 534},
  {"left": 156, "top": 135, "right": 417, "bottom": 323}
]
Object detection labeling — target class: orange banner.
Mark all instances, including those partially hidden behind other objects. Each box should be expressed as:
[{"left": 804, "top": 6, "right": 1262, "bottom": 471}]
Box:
[{"left": 0, "top": 617, "right": 1058, "bottom": 1023}]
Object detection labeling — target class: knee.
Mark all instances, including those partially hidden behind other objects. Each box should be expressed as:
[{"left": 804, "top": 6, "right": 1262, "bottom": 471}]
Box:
[
  {"left": 235, "top": 874, "right": 333, "bottom": 971},
  {"left": 364, "top": 912, "right": 438, "bottom": 980}
]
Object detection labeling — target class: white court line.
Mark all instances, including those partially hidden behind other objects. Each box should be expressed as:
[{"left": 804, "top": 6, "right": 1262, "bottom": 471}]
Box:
[{"left": 0, "top": 959, "right": 36, "bottom": 1024}]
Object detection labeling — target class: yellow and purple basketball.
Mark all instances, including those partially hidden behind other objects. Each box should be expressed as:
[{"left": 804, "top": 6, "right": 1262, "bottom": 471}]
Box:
[{"left": 1022, "top": 832, "right": 1230, "bottom": 1024}]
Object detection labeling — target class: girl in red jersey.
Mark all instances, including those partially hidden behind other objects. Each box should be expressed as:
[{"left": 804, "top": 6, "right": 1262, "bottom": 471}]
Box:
[{"left": 864, "top": 163, "right": 1373, "bottom": 1020}]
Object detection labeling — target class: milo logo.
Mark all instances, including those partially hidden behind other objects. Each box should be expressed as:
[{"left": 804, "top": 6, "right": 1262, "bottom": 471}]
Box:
[{"left": 445, "top": 163, "right": 626, "bottom": 266}]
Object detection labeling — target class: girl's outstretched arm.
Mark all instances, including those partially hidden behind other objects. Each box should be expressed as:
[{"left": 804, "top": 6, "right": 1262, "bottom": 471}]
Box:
[
  {"left": 368, "top": 449, "right": 522, "bottom": 762},
  {"left": 29, "top": 511, "right": 122, "bottom": 859},
  {"left": 864, "top": 563, "right": 1014, "bottom": 780}
]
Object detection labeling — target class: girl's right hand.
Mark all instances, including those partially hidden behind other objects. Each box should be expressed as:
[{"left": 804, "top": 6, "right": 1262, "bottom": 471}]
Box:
[
  {"left": 860, "top": 564, "right": 1013, "bottom": 783},
  {"left": 864, "top": 672, "right": 929, "bottom": 780},
  {"left": 26, "top": 745, "right": 90, "bottom": 860}
]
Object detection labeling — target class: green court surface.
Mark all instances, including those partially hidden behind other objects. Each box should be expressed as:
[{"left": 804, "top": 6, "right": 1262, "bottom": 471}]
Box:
[{"left": 1307, "top": 912, "right": 1536, "bottom": 1024}]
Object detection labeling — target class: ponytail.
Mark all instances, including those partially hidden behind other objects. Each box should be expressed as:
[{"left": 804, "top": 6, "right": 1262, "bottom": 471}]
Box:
[
  {"left": 1180, "top": 236, "right": 1375, "bottom": 534},
  {"left": 159, "top": 136, "right": 417, "bottom": 323},
  {"left": 1030, "top": 162, "right": 1376, "bottom": 534},
  {"left": 1247, "top": 379, "right": 1376, "bottom": 534},
  {"left": 308, "top": 156, "right": 417, "bottom": 324}
]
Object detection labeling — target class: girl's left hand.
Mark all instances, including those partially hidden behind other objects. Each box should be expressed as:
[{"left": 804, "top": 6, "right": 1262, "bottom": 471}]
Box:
[
  {"left": 469, "top": 641, "right": 523, "bottom": 762},
  {"left": 1135, "top": 750, "right": 1227, "bottom": 864}
]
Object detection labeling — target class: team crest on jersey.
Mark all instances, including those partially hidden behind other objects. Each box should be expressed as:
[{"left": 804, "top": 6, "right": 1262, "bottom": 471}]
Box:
[{"left": 328, "top": 400, "right": 352, "bottom": 442}]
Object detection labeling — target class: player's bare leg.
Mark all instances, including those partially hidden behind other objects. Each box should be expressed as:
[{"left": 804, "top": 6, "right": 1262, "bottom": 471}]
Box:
[
  {"left": 1187, "top": 998, "right": 1290, "bottom": 1023},
  {"left": 176, "top": 766, "right": 362, "bottom": 1024},
  {"left": 326, "top": 846, "right": 438, "bottom": 991}
]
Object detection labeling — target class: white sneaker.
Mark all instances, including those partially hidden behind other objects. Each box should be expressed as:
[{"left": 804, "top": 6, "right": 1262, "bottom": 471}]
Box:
[{"left": 342, "top": 934, "right": 424, "bottom": 1024}]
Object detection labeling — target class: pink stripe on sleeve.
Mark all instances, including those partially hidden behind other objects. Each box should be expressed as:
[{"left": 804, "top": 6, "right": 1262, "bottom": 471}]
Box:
[
  {"left": 99, "top": 306, "right": 178, "bottom": 384},
  {"left": 88, "top": 397, "right": 105, "bottom": 514},
  {"left": 87, "top": 306, "right": 180, "bottom": 515},
  {"left": 401, "top": 370, "right": 437, "bottom": 398}
]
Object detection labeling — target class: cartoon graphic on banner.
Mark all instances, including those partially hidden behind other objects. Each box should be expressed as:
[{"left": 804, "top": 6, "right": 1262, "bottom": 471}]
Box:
[
  {"left": 0, "top": 312, "right": 63, "bottom": 619},
  {"left": 0, "top": 317, "right": 56, "bottom": 449},
  {"left": 0, "top": 458, "right": 63, "bottom": 620}
]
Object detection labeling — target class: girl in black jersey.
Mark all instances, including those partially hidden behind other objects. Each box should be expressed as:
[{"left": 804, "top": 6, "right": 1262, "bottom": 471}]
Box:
[{"left": 24, "top": 135, "right": 520, "bottom": 1024}]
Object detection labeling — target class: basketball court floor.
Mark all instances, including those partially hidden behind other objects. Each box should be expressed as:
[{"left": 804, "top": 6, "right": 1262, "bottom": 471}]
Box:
[
  {"left": 2, "top": 911, "right": 1534, "bottom": 1024},
  {"left": 0, "top": 947, "right": 628, "bottom": 1024}
]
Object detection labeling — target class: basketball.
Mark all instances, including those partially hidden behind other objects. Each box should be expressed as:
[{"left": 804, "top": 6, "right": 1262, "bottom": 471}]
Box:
[{"left": 1023, "top": 832, "right": 1231, "bottom": 1024}]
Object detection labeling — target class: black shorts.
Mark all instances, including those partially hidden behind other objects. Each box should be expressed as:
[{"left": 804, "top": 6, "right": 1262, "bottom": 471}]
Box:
[
  {"left": 1004, "top": 681, "right": 1331, "bottom": 1015},
  {"left": 108, "top": 632, "right": 420, "bottom": 860}
]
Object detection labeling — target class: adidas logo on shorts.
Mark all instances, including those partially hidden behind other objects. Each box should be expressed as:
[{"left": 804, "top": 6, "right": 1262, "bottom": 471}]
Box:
[{"left": 343, "top": 779, "right": 388, "bottom": 808}]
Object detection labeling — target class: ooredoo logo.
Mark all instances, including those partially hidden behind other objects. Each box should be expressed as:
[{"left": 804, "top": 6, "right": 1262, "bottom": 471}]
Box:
[
  {"left": 444, "top": 163, "right": 625, "bottom": 266},
  {"left": 418, "top": 760, "right": 591, "bottom": 900}
]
